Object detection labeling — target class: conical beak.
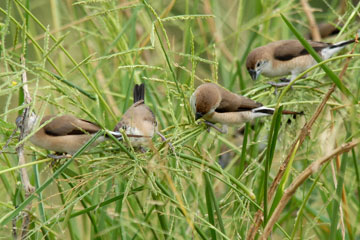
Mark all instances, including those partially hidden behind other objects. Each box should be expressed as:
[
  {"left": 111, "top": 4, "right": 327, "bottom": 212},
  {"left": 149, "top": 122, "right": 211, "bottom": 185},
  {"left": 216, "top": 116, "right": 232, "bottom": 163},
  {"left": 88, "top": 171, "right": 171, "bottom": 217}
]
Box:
[
  {"left": 195, "top": 112, "right": 203, "bottom": 120},
  {"left": 248, "top": 69, "right": 258, "bottom": 80}
]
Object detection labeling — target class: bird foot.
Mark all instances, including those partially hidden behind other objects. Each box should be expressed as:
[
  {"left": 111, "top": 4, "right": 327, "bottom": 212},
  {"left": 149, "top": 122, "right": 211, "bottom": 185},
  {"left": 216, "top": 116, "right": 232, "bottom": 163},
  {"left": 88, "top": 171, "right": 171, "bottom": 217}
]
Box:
[
  {"left": 279, "top": 78, "right": 291, "bottom": 82},
  {"left": 156, "top": 131, "right": 175, "bottom": 153},
  {"left": 204, "top": 121, "right": 227, "bottom": 134},
  {"left": 139, "top": 147, "right": 147, "bottom": 153},
  {"left": 48, "top": 153, "right": 71, "bottom": 168},
  {"left": 267, "top": 81, "right": 294, "bottom": 95},
  {"left": 267, "top": 81, "right": 290, "bottom": 87},
  {"left": 47, "top": 153, "right": 72, "bottom": 160}
]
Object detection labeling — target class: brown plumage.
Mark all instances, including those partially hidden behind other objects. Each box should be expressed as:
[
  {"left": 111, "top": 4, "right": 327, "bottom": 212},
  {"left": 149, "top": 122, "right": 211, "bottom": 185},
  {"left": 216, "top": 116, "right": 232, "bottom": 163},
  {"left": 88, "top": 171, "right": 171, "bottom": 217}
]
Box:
[
  {"left": 30, "top": 115, "right": 106, "bottom": 155},
  {"left": 307, "top": 23, "right": 341, "bottom": 40},
  {"left": 272, "top": 40, "right": 331, "bottom": 61},
  {"left": 114, "top": 84, "right": 157, "bottom": 147},
  {"left": 190, "top": 83, "right": 302, "bottom": 125},
  {"left": 192, "top": 83, "right": 262, "bottom": 117},
  {"left": 246, "top": 38, "right": 355, "bottom": 83}
]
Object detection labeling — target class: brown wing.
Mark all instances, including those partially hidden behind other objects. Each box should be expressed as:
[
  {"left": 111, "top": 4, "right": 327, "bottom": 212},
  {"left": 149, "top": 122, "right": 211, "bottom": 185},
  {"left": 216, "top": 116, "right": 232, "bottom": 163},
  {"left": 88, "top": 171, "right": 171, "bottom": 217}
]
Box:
[
  {"left": 43, "top": 115, "right": 100, "bottom": 136},
  {"left": 215, "top": 86, "right": 262, "bottom": 112},
  {"left": 273, "top": 40, "right": 330, "bottom": 61},
  {"left": 308, "top": 23, "right": 341, "bottom": 40}
]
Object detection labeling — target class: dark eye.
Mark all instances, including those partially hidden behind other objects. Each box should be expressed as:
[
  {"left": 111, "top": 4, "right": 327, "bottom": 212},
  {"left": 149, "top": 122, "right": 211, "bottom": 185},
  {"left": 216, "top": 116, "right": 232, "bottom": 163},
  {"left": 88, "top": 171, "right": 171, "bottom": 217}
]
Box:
[{"left": 256, "top": 62, "right": 261, "bottom": 67}]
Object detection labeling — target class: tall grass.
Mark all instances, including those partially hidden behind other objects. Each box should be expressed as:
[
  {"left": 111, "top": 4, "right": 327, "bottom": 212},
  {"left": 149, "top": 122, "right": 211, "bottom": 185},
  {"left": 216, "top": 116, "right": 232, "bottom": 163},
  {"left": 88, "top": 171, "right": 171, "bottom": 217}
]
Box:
[{"left": 0, "top": 0, "right": 359, "bottom": 239}]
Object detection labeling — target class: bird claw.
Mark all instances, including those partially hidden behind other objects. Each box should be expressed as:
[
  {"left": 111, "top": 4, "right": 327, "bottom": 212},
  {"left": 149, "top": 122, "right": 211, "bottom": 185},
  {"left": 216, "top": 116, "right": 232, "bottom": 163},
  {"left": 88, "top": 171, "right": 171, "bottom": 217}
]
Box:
[
  {"left": 267, "top": 81, "right": 290, "bottom": 88},
  {"left": 139, "top": 147, "right": 147, "bottom": 153},
  {"left": 267, "top": 81, "right": 294, "bottom": 95},
  {"left": 156, "top": 131, "right": 175, "bottom": 153},
  {"left": 47, "top": 153, "right": 71, "bottom": 168},
  {"left": 47, "top": 153, "right": 72, "bottom": 160},
  {"left": 279, "top": 78, "right": 290, "bottom": 82},
  {"left": 204, "top": 121, "right": 227, "bottom": 134}
]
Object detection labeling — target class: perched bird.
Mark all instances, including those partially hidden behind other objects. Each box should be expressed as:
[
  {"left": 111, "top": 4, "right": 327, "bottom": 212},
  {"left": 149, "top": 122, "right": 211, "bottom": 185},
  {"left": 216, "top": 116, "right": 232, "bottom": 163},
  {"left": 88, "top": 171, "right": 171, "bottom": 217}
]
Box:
[
  {"left": 246, "top": 38, "right": 355, "bottom": 87},
  {"left": 114, "top": 83, "right": 157, "bottom": 148},
  {"left": 190, "top": 83, "right": 302, "bottom": 127},
  {"left": 28, "top": 114, "right": 122, "bottom": 158},
  {"left": 307, "top": 23, "right": 341, "bottom": 40}
]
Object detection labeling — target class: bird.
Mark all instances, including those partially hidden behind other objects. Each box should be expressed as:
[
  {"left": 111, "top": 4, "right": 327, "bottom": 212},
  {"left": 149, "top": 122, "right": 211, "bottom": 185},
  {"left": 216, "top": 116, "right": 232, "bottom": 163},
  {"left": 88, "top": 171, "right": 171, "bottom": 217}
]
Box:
[
  {"left": 28, "top": 113, "right": 122, "bottom": 159},
  {"left": 307, "top": 23, "right": 341, "bottom": 40},
  {"left": 190, "top": 83, "right": 302, "bottom": 128},
  {"left": 246, "top": 38, "right": 355, "bottom": 87},
  {"left": 113, "top": 83, "right": 157, "bottom": 148}
]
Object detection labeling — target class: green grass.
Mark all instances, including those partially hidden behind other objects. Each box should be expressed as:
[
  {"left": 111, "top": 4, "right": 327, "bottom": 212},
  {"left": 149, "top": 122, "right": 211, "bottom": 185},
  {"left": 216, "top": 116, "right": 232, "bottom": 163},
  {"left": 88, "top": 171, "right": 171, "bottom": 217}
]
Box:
[{"left": 1, "top": 0, "right": 360, "bottom": 239}]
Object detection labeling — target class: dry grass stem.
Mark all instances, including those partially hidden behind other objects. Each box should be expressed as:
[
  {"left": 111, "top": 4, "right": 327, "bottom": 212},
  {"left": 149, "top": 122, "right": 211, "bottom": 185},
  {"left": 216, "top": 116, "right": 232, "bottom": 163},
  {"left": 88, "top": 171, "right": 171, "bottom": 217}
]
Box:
[
  {"left": 16, "top": 56, "right": 35, "bottom": 239},
  {"left": 301, "top": 0, "right": 321, "bottom": 41},
  {"left": 247, "top": 34, "right": 358, "bottom": 240},
  {"left": 261, "top": 139, "right": 360, "bottom": 239}
]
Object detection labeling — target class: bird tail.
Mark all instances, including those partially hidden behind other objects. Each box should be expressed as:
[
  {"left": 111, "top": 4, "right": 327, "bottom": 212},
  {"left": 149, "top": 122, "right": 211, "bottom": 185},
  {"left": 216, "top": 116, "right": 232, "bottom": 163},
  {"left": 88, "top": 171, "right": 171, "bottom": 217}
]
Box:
[
  {"left": 322, "top": 38, "right": 355, "bottom": 60},
  {"left": 252, "top": 106, "right": 275, "bottom": 115},
  {"left": 252, "top": 106, "right": 304, "bottom": 116},
  {"left": 330, "top": 39, "right": 355, "bottom": 49},
  {"left": 133, "top": 83, "right": 145, "bottom": 103},
  {"left": 281, "top": 109, "right": 304, "bottom": 115}
]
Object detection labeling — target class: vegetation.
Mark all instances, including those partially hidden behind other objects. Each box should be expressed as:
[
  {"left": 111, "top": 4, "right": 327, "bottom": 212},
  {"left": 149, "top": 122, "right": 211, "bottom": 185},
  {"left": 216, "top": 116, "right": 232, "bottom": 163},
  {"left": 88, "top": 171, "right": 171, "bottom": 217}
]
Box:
[{"left": 0, "top": 0, "right": 359, "bottom": 239}]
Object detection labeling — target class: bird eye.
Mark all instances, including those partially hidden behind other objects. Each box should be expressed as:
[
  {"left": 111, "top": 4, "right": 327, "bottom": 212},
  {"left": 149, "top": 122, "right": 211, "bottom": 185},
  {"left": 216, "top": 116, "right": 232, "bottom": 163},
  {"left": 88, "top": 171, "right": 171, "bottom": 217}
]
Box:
[{"left": 256, "top": 62, "right": 261, "bottom": 67}]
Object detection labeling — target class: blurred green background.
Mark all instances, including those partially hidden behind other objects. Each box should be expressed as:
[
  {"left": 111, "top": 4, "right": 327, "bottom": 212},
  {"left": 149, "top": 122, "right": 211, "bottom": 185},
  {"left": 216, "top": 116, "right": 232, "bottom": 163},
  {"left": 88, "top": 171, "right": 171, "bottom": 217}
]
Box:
[{"left": 0, "top": 0, "right": 359, "bottom": 239}]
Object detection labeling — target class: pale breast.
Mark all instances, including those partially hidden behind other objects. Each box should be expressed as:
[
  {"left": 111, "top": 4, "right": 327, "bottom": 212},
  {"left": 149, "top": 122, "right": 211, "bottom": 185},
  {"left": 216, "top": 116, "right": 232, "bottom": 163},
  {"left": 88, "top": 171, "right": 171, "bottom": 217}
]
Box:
[
  {"left": 124, "top": 122, "right": 155, "bottom": 147},
  {"left": 263, "top": 55, "right": 316, "bottom": 77},
  {"left": 204, "top": 111, "right": 253, "bottom": 125}
]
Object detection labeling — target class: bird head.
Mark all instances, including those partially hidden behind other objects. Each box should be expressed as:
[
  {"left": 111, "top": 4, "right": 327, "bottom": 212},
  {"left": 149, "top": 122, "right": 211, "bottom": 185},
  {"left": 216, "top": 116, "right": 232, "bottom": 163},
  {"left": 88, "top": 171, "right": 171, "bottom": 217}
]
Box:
[
  {"left": 190, "top": 83, "right": 221, "bottom": 120},
  {"left": 246, "top": 48, "right": 269, "bottom": 80},
  {"left": 16, "top": 111, "right": 38, "bottom": 131}
]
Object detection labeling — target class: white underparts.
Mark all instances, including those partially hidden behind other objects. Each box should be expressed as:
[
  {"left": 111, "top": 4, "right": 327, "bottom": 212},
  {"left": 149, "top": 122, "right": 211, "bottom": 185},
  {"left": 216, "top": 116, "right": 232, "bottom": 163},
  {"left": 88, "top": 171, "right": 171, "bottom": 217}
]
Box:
[{"left": 321, "top": 44, "right": 346, "bottom": 60}]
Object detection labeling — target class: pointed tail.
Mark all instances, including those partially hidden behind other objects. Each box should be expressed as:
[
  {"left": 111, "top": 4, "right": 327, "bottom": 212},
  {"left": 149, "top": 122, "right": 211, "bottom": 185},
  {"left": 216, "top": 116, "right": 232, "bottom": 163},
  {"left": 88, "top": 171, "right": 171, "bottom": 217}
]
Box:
[
  {"left": 330, "top": 39, "right": 355, "bottom": 49},
  {"left": 252, "top": 106, "right": 304, "bottom": 116},
  {"left": 133, "top": 83, "right": 145, "bottom": 103},
  {"left": 281, "top": 109, "right": 304, "bottom": 115}
]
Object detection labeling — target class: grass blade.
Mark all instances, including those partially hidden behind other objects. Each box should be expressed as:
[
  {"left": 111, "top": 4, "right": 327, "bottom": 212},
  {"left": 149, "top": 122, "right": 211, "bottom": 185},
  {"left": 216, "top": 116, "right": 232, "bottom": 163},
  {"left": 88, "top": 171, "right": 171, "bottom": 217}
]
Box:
[
  {"left": 329, "top": 152, "right": 348, "bottom": 240},
  {"left": 204, "top": 173, "right": 217, "bottom": 240},
  {"left": 0, "top": 131, "right": 103, "bottom": 226},
  {"left": 263, "top": 106, "right": 283, "bottom": 224}
]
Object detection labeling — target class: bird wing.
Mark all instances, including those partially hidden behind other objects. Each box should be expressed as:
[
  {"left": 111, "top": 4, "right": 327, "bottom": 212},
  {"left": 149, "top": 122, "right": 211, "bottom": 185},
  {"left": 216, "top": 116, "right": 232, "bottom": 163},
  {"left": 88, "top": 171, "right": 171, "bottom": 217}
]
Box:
[
  {"left": 216, "top": 88, "right": 263, "bottom": 113},
  {"left": 273, "top": 40, "right": 330, "bottom": 61},
  {"left": 43, "top": 115, "right": 100, "bottom": 136}
]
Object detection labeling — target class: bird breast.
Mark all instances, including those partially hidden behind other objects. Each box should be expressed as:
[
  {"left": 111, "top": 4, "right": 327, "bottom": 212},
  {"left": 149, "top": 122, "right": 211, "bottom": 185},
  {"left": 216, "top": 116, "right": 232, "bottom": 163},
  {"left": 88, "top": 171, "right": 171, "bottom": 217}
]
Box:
[
  {"left": 204, "top": 111, "right": 253, "bottom": 125},
  {"left": 264, "top": 55, "right": 316, "bottom": 77}
]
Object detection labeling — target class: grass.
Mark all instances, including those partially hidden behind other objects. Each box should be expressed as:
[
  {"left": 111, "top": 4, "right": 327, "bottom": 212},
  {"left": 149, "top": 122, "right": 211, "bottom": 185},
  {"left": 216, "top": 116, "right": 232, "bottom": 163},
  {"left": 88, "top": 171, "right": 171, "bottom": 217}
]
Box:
[{"left": 0, "top": 0, "right": 360, "bottom": 239}]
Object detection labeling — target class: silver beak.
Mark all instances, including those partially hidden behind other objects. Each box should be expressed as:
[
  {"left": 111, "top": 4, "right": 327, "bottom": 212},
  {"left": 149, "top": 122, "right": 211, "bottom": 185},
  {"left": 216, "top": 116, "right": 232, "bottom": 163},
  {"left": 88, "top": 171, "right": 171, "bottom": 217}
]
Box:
[{"left": 248, "top": 69, "right": 258, "bottom": 80}]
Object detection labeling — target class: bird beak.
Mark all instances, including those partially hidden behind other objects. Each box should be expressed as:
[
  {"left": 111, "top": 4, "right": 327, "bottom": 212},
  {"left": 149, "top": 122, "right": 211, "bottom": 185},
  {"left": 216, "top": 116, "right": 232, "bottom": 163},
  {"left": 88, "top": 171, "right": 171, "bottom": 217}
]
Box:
[
  {"left": 248, "top": 69, "right": 258, "bottom": 80},
  {"left": 195, "top": 112, "right": 203, "bottom": 120},
  {"left": 15, "top": 116, "right": 23, "bottom": 126}
]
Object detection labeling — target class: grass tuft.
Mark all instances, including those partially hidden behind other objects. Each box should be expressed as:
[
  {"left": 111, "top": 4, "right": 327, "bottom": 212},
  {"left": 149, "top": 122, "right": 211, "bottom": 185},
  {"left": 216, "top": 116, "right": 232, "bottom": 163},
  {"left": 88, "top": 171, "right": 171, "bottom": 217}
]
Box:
[{"left": 0, "top": 0, "right": 359, "bottom": 239}]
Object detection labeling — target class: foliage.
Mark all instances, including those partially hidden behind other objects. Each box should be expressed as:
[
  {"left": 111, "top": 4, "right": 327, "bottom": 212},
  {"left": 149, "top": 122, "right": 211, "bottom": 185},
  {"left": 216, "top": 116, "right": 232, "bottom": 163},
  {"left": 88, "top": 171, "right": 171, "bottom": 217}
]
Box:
[{"left": 0, "top": 0, "right": 359, "bottom": 239}]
